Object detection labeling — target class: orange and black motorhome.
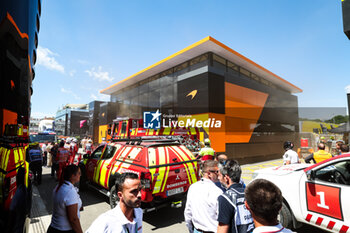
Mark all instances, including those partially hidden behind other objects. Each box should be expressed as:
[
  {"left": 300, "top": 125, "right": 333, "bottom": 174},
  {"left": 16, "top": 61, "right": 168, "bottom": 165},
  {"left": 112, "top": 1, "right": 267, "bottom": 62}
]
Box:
[
  {"left": 100, "top": 37, "right": 302, "bottom": 164},
  {"left": 0, "top": 0, "right": 41, "bottom": 232}
]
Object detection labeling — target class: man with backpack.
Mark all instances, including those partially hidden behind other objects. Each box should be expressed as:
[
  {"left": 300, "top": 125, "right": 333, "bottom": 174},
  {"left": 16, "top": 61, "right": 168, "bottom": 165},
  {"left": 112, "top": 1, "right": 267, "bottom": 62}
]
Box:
[
  {"left": 26, "top": 142, "right": 43, "bottom": 185},
  {"left": 217, "top": 159, "right": 254, "bottom": 233}
]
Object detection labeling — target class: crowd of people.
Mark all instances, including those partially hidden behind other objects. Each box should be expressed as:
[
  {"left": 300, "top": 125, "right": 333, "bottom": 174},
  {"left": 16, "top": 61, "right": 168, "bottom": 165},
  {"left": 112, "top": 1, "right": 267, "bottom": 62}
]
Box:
[
  {"left": 49, "top": 160, "right": 286, "bottom": 233},
  {"left": 26, "top": 137, "right": 97, "bottom": 185},
  {"left": 184, "top": 156, "right": 292, "bottom": 233},
  {"left": 24, "top": 136, "right": 349, "bottom": 233},
  {"left": 282, "top": 139, "right": 350, "bottom": 165}
]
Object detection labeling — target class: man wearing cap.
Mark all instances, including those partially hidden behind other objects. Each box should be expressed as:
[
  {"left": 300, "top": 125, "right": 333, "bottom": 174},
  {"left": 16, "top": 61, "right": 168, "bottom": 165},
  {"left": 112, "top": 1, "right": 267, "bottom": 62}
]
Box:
[{"left": 282, "top": 141, "right": 299, "bottom": 165}]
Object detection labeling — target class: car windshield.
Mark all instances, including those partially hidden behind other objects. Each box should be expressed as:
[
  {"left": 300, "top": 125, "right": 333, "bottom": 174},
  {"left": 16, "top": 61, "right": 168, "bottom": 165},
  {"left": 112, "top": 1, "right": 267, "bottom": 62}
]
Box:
[
  {"left": 101, "top": 145, "right": 118, "bottom": 160},
  {"left": 315, "top": 160, "right": 350, "bottom": 185}
]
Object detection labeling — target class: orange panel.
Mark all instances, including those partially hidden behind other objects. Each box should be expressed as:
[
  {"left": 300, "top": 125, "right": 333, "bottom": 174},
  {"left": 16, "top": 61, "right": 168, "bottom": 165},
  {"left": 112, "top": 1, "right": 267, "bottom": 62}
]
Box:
[
  {"left": 224, "top": 83, "right": 268, "bottom": 145},
  {"left": 225, "top": 82, "right": 268, "bottom": 107},
  {"left": 208, "top": 113, "right": 226, "bottom": 152},
  {"left": 5, "top": 13, "right": 29, "bottom": 39},
  {"left": 225, "top": 100, "right": 266, "bottom": 120},
  {"left": 2, "top": 109, "right": 17, "bottom": 134},
  {"left": 98, "top": 125, "right": 108, "bottom": 144},
  {"left": 170, "top": 83, "right": 268, "bottom": 152}
]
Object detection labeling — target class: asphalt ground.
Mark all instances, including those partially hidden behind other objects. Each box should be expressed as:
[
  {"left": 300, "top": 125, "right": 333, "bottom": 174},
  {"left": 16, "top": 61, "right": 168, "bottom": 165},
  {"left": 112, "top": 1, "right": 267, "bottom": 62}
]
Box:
[{"left": 29, "top": 159, "right": 327, "bottom": 233}]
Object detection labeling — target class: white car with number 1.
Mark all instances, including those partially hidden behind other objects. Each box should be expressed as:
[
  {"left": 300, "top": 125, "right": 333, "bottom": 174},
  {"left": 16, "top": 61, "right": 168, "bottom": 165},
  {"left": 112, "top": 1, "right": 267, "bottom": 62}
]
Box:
[{"left": 252, "top": 154, "right": 350, "bottom": 233}]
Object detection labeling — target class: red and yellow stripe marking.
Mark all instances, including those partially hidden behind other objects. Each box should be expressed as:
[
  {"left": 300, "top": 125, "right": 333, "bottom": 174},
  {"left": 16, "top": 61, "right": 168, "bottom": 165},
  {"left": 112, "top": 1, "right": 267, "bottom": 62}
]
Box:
[
  {"left": 104, "top": 147, "right": 142, "bottom": 187},
  {"left": 168, "top": 146, "right": 196, "bottom": 185},
  {"left": 149, "top": 147, "right": 170, "bottom": 194},
  {"left": 148, "top": 148, "right": 160, "bottom": 193},
  {"left": 103, "top": 145, "right": 123, "bottom": 187},
  {"left": 161, "top": 147, "right": 170, "bottom": 192}
]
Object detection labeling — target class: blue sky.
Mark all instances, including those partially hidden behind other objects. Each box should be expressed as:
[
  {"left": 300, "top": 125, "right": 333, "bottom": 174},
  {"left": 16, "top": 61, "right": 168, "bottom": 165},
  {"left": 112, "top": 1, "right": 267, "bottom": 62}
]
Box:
[{"left": 31, "top": 0, "right": 350, "bottom": 118}]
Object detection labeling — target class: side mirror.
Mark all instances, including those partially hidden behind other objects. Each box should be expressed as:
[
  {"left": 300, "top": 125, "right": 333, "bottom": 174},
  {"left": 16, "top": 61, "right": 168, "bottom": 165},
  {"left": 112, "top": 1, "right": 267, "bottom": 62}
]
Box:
[
  {"left": 307, "top": 170, "right": 315, "bottom": 180},
  {"left": 83, "top": 154, "right": 89, "bottom": 159}
]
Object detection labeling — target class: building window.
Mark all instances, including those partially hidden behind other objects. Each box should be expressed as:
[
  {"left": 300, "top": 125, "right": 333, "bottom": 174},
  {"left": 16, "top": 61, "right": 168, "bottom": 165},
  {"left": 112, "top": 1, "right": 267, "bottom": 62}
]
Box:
[
  {"left": 189, "top": 53, "right": 209, "bottom": 71},
  {"left": 149, "top": 78, "right": 159, "bottom": 91},
  {"left": 213, "top": 54, "right": 226, "bottom": 71},
  {"left": 148, "top": 90, "right": 160, "bottom": 108},
  {"left": 240, "top": 67, "right": 250, "bottom": 79},
  {"left": 160, "top": 85, "right": 174, "bottom": 107},
  {"left": 36, "top": 14, "right": 40, "bottom": 32},
  {"left": 227, "top": 61, "right": 239, "bottom": 77},
  {"left": 260, "top": 78, "right": 269, "bottom": 86},
  {"left": 250, "top": 73, "right": 260, "bottom": 82},
  {"left": 160, "top": 74, "right": 173, "bottom": 87},
  {"left": 174, "top": 61, "right": 189, "bottom": 76}
]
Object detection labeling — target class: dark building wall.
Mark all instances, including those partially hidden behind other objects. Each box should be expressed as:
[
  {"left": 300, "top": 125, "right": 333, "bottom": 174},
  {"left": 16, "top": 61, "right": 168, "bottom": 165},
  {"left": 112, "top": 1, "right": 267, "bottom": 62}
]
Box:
[
  {"left": 88, "top": 101, "right": 105, "bottom": 142},
  {"left": 99, "top": 102, "right": 119, "bottom": 125},
  {"left": 0, "top": 0, "right": 40, "bottom": 127},
  {"left": 70, "top": 111, "right": 89, "bottom": 136},
  {"left": 226, "top": 132, "right": 300, "bottom": 165},
  {"left": 111, "top": 53, "right": 210, "bottom": 117},
  {"left": 208, "top": 56, "right": 299, "bottom": 163},
  {"left": 108, "top": 52, "right": 299, "bottom": 164},
  {"left": 55, "top": 109, "right": 88, "bottom": 137},
  {"left": 177, "top": 72, "right": 209, "bottom": 114}
]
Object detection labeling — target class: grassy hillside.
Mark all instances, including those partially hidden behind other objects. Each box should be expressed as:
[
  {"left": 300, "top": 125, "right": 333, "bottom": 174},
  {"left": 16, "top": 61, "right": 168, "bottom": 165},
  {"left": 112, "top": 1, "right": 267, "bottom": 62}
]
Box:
[{"left": 301, "top": 121, "right": 339, "bottom": 133}]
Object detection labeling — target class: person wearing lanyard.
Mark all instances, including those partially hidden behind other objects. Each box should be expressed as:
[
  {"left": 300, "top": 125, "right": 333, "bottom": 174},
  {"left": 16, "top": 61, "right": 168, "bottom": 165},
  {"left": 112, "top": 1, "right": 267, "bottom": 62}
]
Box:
[
  {"left": 217, "top": 160, "right": 254, "bottom": 233},
  {"left": 244, "top": 179, "right": 293, "bottom": 233},
  {"left": 86, "top": 173, "right": 143, "bottom": 233},
  {"left": 184, "top": 160, "right": 223, "bottom": 233}
]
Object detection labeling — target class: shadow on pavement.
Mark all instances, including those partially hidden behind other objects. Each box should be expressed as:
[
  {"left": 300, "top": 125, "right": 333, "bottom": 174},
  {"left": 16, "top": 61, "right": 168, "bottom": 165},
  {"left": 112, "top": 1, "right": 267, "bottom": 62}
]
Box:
[{"left": 143, "top": 205, "right": 185, "bottom": 231}]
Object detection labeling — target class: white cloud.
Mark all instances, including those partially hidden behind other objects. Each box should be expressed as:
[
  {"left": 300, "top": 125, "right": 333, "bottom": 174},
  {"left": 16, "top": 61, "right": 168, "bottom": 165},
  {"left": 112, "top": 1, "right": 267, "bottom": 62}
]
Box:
[
  {"left": 90, "top": 92, "right": 110, "bottom": 101},
  {"left": 60, "top": 87, "right": 81, "bottom": 100},
  {"left": 69, "top": 70, "right": 76, "bottom": 77},
  {"left": 60, "top": 87, "right": 69, "bottom": 93},
  {"left": 85, "top": 66, "right": 114, "bottom": 82},
  {"left": 37, "top": 46, "right": 65, "bottom": 73},
  {"left": 345, "top": 85, "right": 350, "bottom": 94},
  {"left": 90, "top": 94, "right": 97, "bottom": 100}
]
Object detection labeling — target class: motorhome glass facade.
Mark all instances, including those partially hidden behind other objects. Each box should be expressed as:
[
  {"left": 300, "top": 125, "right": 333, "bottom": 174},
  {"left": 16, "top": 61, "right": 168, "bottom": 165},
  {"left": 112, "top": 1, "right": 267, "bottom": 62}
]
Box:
[
  {"left": 106, "top": 48, "right": 300, "bottom": 163},
  {"left": 55, "top": 108, "right": 89, "bottom": 136}
]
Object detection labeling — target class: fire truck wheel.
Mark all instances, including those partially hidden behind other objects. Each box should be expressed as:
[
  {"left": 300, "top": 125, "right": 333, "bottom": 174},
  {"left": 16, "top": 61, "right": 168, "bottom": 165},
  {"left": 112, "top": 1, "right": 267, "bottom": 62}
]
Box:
[
  {"left": 279, "top": 202, "right": 293, "bottom": 229},
  {"left": 109, "top": 185, "right": 119, "bottom": 209}
]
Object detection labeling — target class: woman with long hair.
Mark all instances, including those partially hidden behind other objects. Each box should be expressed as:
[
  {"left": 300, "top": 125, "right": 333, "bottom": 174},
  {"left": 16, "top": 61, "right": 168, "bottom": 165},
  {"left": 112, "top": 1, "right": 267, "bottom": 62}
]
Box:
[{"left": 47, "top": 164, "right": 83, "bottom": 233}]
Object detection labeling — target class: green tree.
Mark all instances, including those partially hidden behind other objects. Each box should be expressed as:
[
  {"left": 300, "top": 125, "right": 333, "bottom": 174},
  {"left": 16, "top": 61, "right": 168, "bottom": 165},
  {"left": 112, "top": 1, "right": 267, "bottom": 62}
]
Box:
[{"left": 325, "top": 115, "right": 349, "bottom": 124}]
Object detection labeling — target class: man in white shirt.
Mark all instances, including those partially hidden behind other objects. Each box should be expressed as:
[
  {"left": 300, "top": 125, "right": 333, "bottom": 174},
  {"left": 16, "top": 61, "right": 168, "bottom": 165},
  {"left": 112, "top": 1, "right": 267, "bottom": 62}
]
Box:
[
  {"left": 282, "top": 141, "right": 299, "bottom": 165},
  {"left": 245, "top": 179, "right": 293, "bottom": 233},
  {"left": 184, "top": 160, "right": 223, "bottom": 233},
  {"left": 86, "top": 173, "right": 143, "bottom": 233}
]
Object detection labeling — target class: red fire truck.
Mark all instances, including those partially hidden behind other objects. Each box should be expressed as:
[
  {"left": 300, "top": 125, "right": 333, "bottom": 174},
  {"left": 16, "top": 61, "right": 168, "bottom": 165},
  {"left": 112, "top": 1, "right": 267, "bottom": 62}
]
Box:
[{"left": 109, "top": 118, "right": 202, "bottom": 153}]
